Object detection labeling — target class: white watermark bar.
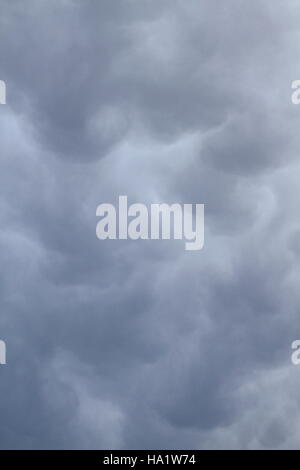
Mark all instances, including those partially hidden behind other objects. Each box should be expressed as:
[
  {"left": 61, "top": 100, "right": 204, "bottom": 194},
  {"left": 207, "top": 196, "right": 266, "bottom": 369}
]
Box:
[
  {"left": 0, "top": 80, "right": 6, "bottom": 104},
  {"left": 0, "top": 81, "right": 6, "bottom": 363},
  {"left": 0, "top": 340, "right": 6, "bottom": 365},
  {"left": 96, "top": 196, "right": 205, "bottom": 251}
]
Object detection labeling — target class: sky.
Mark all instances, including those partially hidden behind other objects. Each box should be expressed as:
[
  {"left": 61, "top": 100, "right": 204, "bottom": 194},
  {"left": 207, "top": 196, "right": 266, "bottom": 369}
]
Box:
[{"left": 0, "top": 0, "right": 300, "bottom": 450}]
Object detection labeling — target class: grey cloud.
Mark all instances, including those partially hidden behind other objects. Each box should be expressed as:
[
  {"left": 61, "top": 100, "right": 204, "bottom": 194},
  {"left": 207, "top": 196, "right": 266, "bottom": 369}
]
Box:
[{"left": 0, "top": 0, "right": 300, "bottom": 450}]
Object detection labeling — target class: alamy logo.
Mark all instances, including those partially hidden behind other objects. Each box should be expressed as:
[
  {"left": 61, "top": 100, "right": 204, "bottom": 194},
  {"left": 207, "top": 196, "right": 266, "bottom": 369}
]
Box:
[
  {"left": 291, "top": 340, "right": 300, "bottom": 365},
  {"left": 0, "top": 340, "right": 6, "bottom": 365},
  {"left": 96, "top": 196, "right": 204, "bottom": 251},
  {"left": 0, "top": 80, "right": 6, "bottom": 104}
]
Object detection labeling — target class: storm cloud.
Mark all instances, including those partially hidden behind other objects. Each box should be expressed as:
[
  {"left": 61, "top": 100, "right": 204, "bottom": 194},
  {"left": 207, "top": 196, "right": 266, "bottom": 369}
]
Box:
[{"left": 0, "top": 0, "right": 300, "bottom": 449}]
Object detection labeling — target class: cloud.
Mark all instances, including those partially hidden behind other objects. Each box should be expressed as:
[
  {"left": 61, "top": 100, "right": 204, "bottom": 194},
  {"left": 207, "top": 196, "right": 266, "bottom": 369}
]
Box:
[{"left": 0, "top": 0, "right": 299, "bottom": 449}]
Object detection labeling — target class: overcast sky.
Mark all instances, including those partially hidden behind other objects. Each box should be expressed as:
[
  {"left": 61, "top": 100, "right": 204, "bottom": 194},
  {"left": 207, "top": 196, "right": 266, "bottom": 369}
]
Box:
[{"left": 1, "top": 0, "right": 300, "bottom": 450}]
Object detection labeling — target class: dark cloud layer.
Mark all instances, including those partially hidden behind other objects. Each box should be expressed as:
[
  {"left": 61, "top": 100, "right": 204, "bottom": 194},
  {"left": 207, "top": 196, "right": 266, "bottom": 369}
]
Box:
[{"left": 0, "top": 0, "right": 300, "bottom": 449}]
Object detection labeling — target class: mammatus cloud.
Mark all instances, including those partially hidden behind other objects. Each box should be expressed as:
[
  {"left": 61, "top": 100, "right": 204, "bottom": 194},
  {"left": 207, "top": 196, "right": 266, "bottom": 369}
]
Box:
[{"left": 0, "top": 0, "right": 300, "bottom": 449}]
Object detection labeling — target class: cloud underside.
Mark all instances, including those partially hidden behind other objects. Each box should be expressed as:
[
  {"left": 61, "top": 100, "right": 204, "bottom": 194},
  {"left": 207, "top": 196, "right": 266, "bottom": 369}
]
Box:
[{"left": 0, "top": 0, "right": 300, "bottom": 449}]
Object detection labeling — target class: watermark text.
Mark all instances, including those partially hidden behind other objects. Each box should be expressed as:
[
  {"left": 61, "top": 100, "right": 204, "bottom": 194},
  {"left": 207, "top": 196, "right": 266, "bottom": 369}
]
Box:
[
  {"left": 291, "top": 340, "right": 300, "bottom": 365},
  {"left": 96, "top": 196, "right": 204, "bottom": 251},
  {"left": 0, "top": 80, "right": 6, "bottom": 105},
  {"left": 0, "top": 340, "right": 6, "bottom": 365}
]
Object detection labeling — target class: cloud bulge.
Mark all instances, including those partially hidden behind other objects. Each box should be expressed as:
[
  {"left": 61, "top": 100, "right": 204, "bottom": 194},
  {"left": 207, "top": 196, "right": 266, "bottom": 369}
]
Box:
[{"left": 0, "top": 0, "right": 300, "bottom": 449}]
